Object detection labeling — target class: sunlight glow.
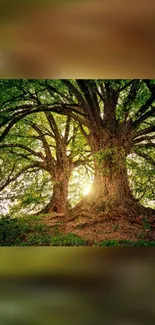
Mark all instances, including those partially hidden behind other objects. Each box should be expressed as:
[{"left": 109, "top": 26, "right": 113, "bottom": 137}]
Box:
[{"left": 82, "top": 183, "right": 91, "bottom": 196}]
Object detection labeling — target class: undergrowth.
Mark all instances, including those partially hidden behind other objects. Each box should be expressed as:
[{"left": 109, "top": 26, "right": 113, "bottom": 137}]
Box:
[
  {"left": 98, "top": 239, "right": 155, "bottom": 247},
  {"left": 0, "top": 215, "right": 86, "bottom": 246},
  {"left": 0, "top": 215, "right": 155, "bottom": 246}
]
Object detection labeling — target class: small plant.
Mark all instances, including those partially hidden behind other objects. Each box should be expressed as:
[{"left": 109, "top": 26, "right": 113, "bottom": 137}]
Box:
[
  {"left": 20, "top": 233, "right": 51, "bottom": 246},
  {"left": 0, "top": 216, "right": 29, "bottom": 246},
  {"left": 143, "top": 218, "right": 151, "bottom": 230},
  {"left": 134, "top": 240, "right": 155, "bottom": 247},
  {"left": 99, "top": 239, "right": 119, "bottom": 246},
  {"left": 0, "top": 215, "right": 50, "bottom": 246},
  {"left": 51, "top": 233, "right": 87, "bottom": 246},
  {"left": 112, "top": 224, "right": 120, "bottom": 231},
  {"left": 118, "top": 240, "right": 135, "bottom": 246},
  {"left": 99, "top": 239, "right": 155, "bottom": 247}
]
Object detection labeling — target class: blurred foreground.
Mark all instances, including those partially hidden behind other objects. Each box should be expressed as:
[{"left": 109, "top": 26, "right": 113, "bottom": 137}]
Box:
[
  {"left": 0, "top": 0, "right": 155, "bottom": 78},
  {"left": 0, "top": 248, "right": 155, "bottom": 324}
]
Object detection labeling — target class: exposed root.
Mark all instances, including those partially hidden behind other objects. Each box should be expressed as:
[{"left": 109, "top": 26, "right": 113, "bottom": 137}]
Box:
[
  {"left": 70, "top": 196, "right": 155, "bottom": 220},
  {"left": 64, "top": 197, "right": 155, "bottom": 242}
]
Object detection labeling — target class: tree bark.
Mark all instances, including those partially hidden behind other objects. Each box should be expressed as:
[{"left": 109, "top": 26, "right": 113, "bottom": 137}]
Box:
[
  {"left": 87, "top": 147, "right": 133, "bottom": 210},
  {"left": 39, "top": 170, "right": 70, "bottom": 214},
  {"left": 73, "top": 132, "right": 154, "bottom": 218}
]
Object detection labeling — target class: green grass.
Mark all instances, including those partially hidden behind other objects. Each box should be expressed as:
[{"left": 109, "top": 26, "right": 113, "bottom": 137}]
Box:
[
  {"left": 50, "top": 233, "right": 87, "bottom": 246},
  {"left": 99, "top": 239, "right": 155, "bottom": 247},
  {"left": 0, "top": 215, "right": 51, "bottom": 246},
  {"left": 0, "top": 215, "right": 87, "bottom": 246}
]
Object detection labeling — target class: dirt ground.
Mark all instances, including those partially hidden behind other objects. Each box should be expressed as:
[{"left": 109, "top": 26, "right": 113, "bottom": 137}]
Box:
[{"left": 41, "top": 211, "right": 152, "bottom": 243}]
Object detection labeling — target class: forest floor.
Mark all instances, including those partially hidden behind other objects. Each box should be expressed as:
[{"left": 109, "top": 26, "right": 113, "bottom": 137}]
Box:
[
  {"left": 1, "top": 212, "right": 155, "bottom": 246},
  {"left": 41, "top": 210, "right": 155, "bottom": 245}
]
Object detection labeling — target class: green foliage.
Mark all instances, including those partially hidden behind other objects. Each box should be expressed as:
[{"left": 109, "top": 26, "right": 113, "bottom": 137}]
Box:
[
  {"left": 0, "top": 79, "right": 154, "bottom": 213},
  {"left": 99, "top": 239, "right": 119, "bottom": 246},
  {"left": 50, "top": 233, "right": 87, "bottom": 246},
  {"left": 99, "top": 239, "right": 155, "bottom": 247},
  {"left": 20, "top": 233, "right": 51, "bottom": 246},
  {"left": 0, "top": 215, "right": 87, "bottom": 246},
  {"left": 93, "top": 147, "right": 126, "bottom": 176},
  {"left": 142, "top": 218, "right": 151, "bottom": 230},
  {"left": 127, "top": 153, "right": 155, "bottom": 208},
  {"left": 0, "top": 215, "right": 51, "bottom": 246},
  {"left": 94, "top": 147, "right": 125, "bottom": 164},
  {"left": 95, "top": 148, "right": 114, "bottom": 163}
]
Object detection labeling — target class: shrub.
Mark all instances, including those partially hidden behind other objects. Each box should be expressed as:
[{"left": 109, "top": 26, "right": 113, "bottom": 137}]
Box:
[
  {"left": 51, "top": 233, "right": 87, "bottom": 246},
  {"left": 0, "top": 215, "right": 50, "bottom": 246},
  {"left": 99, "top": 240, "right": 119, "bottom": 246}
]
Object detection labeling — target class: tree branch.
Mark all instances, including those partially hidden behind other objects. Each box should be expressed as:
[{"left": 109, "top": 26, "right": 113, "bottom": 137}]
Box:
[
  {"left": 133, "top": 148, "right": 155, "bottom": 167},
  {"left": 133, "top": 135, "right": 155, "bottom": 144},
  {"left": 0, "top": 144, "right": 44, "bottom": 160},
  {"left": 61, "top": 80, "right": 87, "bottom": 108},
  {"left": 29, "top": 121, "right": 55, "bottom": 167},
  {"left": 118, "top": 80, "right": 135, "bottom": 92},
  {"left": 133, "top": 125, "right": 155, "bottom": 138},
  {"left": 0, "top": 163, "right": 40, "bottom": 192},
  {"left": 75, "top": 80, "right": 102, "bottom": 128},
  {"left": 133, "top": 106, "right": 155, "bottom": 129},
  {"left": 135, "top": 95, "right": 155, "bottom": 117},
  {"left": 134, "top": 143, "right": 155, "bottom": 149},
  {"left": 64, "top": 115, "right": 71, "bottom": 145}
]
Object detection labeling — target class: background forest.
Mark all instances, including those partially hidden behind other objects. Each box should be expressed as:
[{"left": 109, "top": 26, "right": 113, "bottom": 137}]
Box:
[{"left": 0, "top": 79, "right": 154, "bottom": 245}]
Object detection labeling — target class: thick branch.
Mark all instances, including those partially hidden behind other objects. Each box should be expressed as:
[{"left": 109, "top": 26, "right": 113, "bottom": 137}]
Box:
[
  {"left": 122, "top": 80, "right": 141, "bottom": 120},
  {"left": 133, "top": 106, "right": 155, "bottom": 129},
  {"left": 44, "top": 112, "right": 60, "bottom": 141},
  {"left": 44, "top": 112, "right": 67, "bottom": 165},
  {"left": 0, "top": 105, "right": 66, "bottom": 142},
  {"left": 43, "top": 80, "right": 72, "bottom": 103},
  {"left": 133, "top": 135, "right": 155, "bottom": 144},
  {"left": 61, "top": 80, "right": 87, "bottom": 108},
  {"left": 133, "top": 125, "right": 155, "bottom": 138},
  {"left": 135, "top": 95, "right": 155, "bottom": 117},
  {"left": 3, "top": 150, "right": 34, "bottom": 162},
  {"left": 103, "top": 81, "right": 118, "bottom": 131},
  {"left": 66, "top": 111, "right": 89, "bottom": 128},
  {"left": 119, "top": 80, "right": 135, "bottom": 92},
  {"left": 75, "top": 80, "right": 102, "bottom": 129},
  {"left": 64, "top": 115, "right": 71, "bottom": 145},
  {"left": 29, "top": 121, "right": 54, "bottom": 166},
  {"left": 134, "top": 143, "right": 155, "bottom": 149}
]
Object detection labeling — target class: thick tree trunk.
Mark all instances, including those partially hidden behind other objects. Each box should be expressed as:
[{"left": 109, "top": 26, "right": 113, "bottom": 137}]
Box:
[
  {"left": 79, "top": 149, "right": 134, "bottom": 212},
  {"left": 91, "top": 152, "right": 133, "bottom": 206},
  {"left": 39, "top": 171, "right": 70, "bottom": 215},
  {"left": 73, "top": 133, "right": 155, "bottom": 219}
]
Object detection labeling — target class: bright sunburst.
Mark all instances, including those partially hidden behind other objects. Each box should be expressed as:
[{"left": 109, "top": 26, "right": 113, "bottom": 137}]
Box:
[{"left": 82, "top": 183, "right": 92, "bottom": 196}]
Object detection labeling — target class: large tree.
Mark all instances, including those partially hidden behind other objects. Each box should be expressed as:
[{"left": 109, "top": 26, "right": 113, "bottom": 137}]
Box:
[
  {"left": 0, "top": 79, "right": 155, "bottom": 219},
  {"left": 0, "top": 80, "right": 90, "bottom": 214}
]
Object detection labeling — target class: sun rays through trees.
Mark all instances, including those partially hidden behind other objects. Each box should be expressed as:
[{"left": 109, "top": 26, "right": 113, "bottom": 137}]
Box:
[{"left": 0, "top": 79, "right": 154, "bottom": 234}]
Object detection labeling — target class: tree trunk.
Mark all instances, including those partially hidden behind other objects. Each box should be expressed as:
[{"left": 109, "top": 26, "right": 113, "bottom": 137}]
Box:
[
  {"left": 39, "top": 171, "right": 70, "bottom": 215},
  {"left": 73, "top": 133, "right": 154, "bottom": 219},
  {"left": 91, "top": 149, "right": 133, "bottom": 206}
]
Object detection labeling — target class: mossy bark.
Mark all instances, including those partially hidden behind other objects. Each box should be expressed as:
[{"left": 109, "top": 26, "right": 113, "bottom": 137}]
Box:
[{"left": 72, "top": 135, "right": 155, "bottom": 219}]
